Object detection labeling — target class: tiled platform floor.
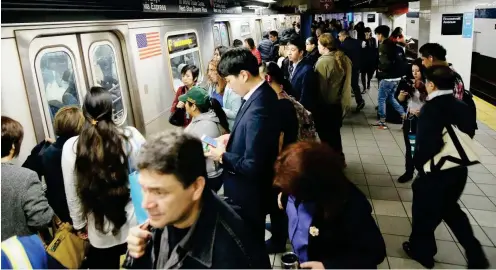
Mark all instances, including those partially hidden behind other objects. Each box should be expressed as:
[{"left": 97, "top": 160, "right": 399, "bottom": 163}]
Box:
[{"left": 268, "top": 79, "right": 496, "bottom": 269}]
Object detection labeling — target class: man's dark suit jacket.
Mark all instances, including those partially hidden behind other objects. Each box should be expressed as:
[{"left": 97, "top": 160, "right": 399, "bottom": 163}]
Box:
[
  {"left": 289, "top": 59, "right": 316, "bottom": 112},
  {"left": 221, "top": 82, "right": 280, "bottom": 231}
]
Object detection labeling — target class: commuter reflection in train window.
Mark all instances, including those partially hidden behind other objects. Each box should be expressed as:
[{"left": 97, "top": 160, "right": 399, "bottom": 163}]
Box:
[
  {"left": 39, "top": 51, "right": 80, "bottom": 120},
  {"left": 91, "top": 44, "right": 125, "bottom": 123},
  {"left": 170, "top": 53, "right": 203, "bottom": 91}
]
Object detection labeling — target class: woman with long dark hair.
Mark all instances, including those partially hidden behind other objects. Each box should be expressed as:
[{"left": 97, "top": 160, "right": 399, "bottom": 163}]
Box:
[
  {"left": 396, "top": 58, "right": 427, "bottom": 183},
  {"left": 213, "top": 45, "right": 228, "bottom": 61},
  {"left": 244, "top": 38, "right": 262, "bottom": 65},
  {"left": 179, "top": 86, "right": 230, "bottom": 192},
  {"left": 304, "top": 37, "right": 320, "bottom": 66},
  {"left": 274, "top": 142, "right": 386, "bottom": 268},
  {"left": 62, "top": 86, "right": 145, "bottom": 269}
]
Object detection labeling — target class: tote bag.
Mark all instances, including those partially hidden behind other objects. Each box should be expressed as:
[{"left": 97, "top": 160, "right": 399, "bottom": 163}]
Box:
[
  {"left": 45, "top": 215, "right": 89, "bottom": 269},
  {"left": 423, "top": 124, "right": 480, "bottom": 173},
  {"left": 127, "top": 139, "right": 148, "bottom": 225}
]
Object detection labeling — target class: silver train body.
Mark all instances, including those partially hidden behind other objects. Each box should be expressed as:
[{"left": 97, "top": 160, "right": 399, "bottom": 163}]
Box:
[{"left": 1, "top": 14, "right": 300, "bottom": 164}]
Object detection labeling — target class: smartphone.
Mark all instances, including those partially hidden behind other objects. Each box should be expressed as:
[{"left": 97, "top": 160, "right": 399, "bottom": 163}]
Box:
[{"left": 201, "top": 135, "right": 218, "bottom": 148}]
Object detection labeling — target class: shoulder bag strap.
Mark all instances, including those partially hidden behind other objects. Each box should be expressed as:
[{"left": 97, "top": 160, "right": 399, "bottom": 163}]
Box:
[{"left": 445, "top": 124, "right": 470, "bottom": 163}]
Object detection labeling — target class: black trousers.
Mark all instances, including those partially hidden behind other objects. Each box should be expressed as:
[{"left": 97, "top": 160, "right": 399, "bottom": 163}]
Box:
[
  {"left": 361, "top": 68, "right": 375, "bottom": 89},
  {"left": 267, "top": 187, "right": 288, "bottom": 246},
  {"left": 314, "top": 104, "right": 343, "bottom": 158},
  {"left": 409, "top": 170, "right": 486, "bottom": 263},
  {"left": 351, "top": 68, "right": 364, "bottom": 104},
  {"left": 85, "top": 243, "right": 127, "bottom": 269},
  {"left": 402, "top": 115, "right": 418, "bottom": 175}
]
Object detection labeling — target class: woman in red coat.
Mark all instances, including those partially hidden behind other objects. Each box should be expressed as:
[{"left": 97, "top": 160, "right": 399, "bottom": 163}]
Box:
[
  {"left": 244, "top": 38, "right": 262, "bottom": 65},
  {"left": 171, "top": 64, "right": 200, "bottom": 127}
]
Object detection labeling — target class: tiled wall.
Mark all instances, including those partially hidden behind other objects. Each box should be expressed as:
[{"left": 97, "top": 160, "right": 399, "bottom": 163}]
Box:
[
  {"left": 474, "top": 9, "right": 496, "bottom": 58},
  {"left": 419, "top": 0, "right": 496, "bottom": 89}
]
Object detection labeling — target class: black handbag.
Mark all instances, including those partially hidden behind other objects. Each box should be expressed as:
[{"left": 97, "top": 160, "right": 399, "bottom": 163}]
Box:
[{"left": 169, "top": 108, "right": 185, "bottom": 127}]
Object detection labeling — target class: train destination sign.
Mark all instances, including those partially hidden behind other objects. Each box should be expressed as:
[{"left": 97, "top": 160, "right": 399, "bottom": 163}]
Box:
[
  {"left": 167, "top": 33, "right": 199, "bottom": 54},
  {"left": 142, "top": 0, "right": 242, "bottom": 14}
]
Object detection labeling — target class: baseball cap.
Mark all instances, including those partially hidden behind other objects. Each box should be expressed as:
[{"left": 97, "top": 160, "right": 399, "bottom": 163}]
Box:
[{"left": 178, "top": 86, "right": 209, "bottom": 106}]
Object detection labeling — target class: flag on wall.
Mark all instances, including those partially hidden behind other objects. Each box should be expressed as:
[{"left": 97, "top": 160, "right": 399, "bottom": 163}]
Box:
[{"left": 136, "top": 32, "right": 162, "bottom": 60}]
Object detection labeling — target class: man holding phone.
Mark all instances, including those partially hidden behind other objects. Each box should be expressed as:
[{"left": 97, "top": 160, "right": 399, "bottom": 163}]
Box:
[
  {"left": 125, "top": 130, "right": 270, "bottom": 269},
  {"left": 206, "top": 48, "right": 281, "bottom": 242}
]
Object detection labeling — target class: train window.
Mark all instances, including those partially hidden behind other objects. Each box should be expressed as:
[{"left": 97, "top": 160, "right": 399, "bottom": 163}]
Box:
[
  {"left": 219, "top": 23, "right": 230, "bottom": 46},
  {"left": 240, "top": 23, "right": 251, "bottom": 37},
  {"left": 89, "top": 42, "right": 126, "bottom": 124},
  {"left": 213, "top": 25, "right": 221, "bottom": 47},
  {"left": 37, "top": 50, "right": 81, "bottom": 121},
  {"left": 166, "top": 32, "right": 203, "bottom": 91}
]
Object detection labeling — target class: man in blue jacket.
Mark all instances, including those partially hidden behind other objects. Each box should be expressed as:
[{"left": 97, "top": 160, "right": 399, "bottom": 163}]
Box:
[
  {"left": 208, "top": 48, "right": 281, "bottom": 242},
  {"left": 286, "top": 36, "right": 316, "bottom": 112}
]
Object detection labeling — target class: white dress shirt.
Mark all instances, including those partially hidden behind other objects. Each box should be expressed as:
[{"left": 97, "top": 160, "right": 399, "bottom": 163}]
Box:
[
  {"left": 242, "top": 80, "right": 265, "bottom": 104},
  {"left": 427, "top": 89, "right": 453, "bottom": 101}
]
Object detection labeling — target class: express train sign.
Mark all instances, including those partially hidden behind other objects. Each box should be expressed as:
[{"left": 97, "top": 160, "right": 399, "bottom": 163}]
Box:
[{"left": 142, "top": 0, "right": 242, "bottom": 14}]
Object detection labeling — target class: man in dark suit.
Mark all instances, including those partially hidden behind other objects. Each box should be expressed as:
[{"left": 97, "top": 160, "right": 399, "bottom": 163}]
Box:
[
  {"left": 286, "top": 36, "right": 315, "bottom": 112},
  {"left": 403, "top": 66, "right": 488, "bottom": 269},
  {"left": 339, "top": 30, "right": 365, "bottom": 112},
  {"left": 208, "top": 48, "right": 281, "bottom": 242}
]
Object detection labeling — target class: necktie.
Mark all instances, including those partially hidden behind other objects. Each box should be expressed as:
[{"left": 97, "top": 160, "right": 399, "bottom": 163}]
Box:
[
  {"left": 289, "top": 64, "right": 294, "bottom": 80},
  {"left": 240, "top": 98, "right": 246, "bottom": 108}
]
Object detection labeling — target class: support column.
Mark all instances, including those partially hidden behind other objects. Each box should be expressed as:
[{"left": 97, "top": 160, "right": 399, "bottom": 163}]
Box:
[
  {"left": 300, "top": 13, "right": 313, "bottom": 40},
  {"left": 418, "top": 0, "right": 431, "bottom": 49}
]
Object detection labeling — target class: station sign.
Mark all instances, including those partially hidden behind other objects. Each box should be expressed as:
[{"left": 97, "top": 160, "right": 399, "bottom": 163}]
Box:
[
  {"left": 142, "top": 0, "right": 242, "bottom": 14},
  {"left": 441, "top": 13, "right": 463, "bottom": 35}
]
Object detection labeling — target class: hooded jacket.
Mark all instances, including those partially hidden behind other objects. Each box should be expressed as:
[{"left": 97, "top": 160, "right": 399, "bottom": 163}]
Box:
[{"left": 184, "top": 111, "right": 226, "bottom": 179}]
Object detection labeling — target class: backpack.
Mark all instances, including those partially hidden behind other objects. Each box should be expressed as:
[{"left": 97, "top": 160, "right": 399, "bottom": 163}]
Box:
[
  {"left": 279, "top": 91, "right": 318, "bottom": 141},
  {"left": 452, "top": 71, "right": 478, "bottom": 130}
]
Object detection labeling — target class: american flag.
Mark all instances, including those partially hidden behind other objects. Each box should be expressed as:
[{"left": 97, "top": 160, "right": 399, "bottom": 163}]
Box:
[{"left": 136, "top": 32, "right": 162, "bottom": 60}]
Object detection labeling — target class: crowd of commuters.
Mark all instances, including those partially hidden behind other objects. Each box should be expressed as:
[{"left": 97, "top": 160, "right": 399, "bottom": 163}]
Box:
[{"left": 0, "top": 15, "right": 490, "bottom": 270}]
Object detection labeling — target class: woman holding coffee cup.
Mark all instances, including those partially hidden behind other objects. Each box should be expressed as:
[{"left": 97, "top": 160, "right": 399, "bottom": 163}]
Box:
[{"left": 274, "top": 142, "right": 386, "bottom": 269}]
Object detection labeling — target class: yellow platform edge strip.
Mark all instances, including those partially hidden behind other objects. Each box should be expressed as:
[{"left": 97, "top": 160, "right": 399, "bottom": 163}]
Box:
[{"left": 474, "top": 96, "right": 496, "bottom": 131}]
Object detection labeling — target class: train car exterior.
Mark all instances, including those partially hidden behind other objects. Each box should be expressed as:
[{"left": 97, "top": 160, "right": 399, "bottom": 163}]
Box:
[{"left": 1, "top": 13, "right": 298, "bottom": 164}]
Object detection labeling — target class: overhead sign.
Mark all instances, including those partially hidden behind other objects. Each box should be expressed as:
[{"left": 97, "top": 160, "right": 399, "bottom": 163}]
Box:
[
  {"left": 320, "top": 0, "right": 334, "bottom": 11},
  {"left": 462, "top": 12, "right": 474, "bottom": 38},
  {"left": 167, "top": 32, "right": 199, "bottom": 54},
  {"left": 441, "top": 13, "right": 463, "bottom": 35},
  {"left": 142, "top": 0, "right": 242, "bottom": 14}
]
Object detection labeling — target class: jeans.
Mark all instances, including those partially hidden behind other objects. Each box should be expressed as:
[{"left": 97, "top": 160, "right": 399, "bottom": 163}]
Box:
[{"left": 377, "top": 80, "right": 405, "bottom": 120}]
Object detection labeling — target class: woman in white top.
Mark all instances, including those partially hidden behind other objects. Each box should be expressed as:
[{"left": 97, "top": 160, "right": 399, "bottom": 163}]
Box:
[
  {"left": 62, "top": 86, "right": 145, "bottom": 269},
  {"left": 396, "top": 58, "right": 427, "bottom": 184}
]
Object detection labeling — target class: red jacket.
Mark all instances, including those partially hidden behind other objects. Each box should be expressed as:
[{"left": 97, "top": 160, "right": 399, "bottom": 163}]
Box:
[
  {"left": 171, "top": 85, "right": 191, "bottom": 127},
  {"left": 251, "top": 49, "right": 262, "bottom": 65}
]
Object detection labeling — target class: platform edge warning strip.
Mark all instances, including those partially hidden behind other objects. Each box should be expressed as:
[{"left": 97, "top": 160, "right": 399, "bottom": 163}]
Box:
[{"left": 474, "top": 96, "right": 496, "bottom": 131}]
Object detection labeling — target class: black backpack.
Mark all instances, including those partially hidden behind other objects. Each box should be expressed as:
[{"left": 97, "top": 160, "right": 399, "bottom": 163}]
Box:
[{"left": 453, "top": 71, "right": 478, "bottom": 130}]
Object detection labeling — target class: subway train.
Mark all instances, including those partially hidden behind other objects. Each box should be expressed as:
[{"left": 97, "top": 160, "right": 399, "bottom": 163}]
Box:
[{"left": 1, "top": 13, "right": 300, "bottom": 163}]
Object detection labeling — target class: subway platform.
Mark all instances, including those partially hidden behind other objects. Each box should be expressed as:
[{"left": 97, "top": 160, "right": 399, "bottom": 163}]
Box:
[{"left": 268, "top": 79, "right": 496, "bottom": 269}]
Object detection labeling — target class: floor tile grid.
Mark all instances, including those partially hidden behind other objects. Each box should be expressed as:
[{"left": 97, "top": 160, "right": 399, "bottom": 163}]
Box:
[{"left": 351, "top": 81, "right": 495, "bottom": 267}]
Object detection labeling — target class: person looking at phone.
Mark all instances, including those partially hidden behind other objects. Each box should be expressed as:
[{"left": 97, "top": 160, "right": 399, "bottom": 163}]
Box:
[
  {"left": 125, "top": 130, "right": 271, "bottom": 269},
  {"left": 207, "top": 48, "right": 281, "bottom": 243},
  {"left": 179, "top": 86, "right": 230, "bottom": 192},
  {"left": 396, "top": 58, "right": 427, "bottom": 184}
]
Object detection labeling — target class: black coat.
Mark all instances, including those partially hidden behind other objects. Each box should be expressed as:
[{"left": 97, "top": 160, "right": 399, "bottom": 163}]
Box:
[
  {"left": 283, "top": 183, "right": 386, "bottom": 268},
  {"left": 42, "top": 137, "right": 72, "bottom": 223},
  {"left": 258, "top": 39, "right": 274, "bottom": 62},
  {"left": 361, "top": 37, "right": 378, "bottom": 71},
  {"left": 305, "top": 48, "right": 320, "bottom": 67},
  {"left": 414, "top": 93, "right": 476, "bottom": 175},
  {"left": 340, "top": 37, "right": 362, "bottom": 70},
  {"left": 129, "top": 190, "right": 271, "bottom": 269}
]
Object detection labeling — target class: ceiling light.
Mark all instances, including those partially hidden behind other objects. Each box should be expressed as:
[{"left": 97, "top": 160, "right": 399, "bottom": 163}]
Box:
[
  {"left": 246, "top": 5, "right": 267, "bottom": 9},
  {"left": 254, "top": 0, "right": 276, "bottom": 3}
]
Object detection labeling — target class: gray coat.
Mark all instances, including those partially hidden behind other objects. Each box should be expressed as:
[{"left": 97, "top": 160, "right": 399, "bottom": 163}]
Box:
[
  {"left": 1, "top": 163, "right": 54, "bottom": 241},
  {"left": 184, "top": 111, "right": 225, "bottom": 179}
]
